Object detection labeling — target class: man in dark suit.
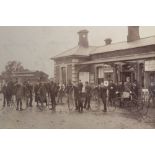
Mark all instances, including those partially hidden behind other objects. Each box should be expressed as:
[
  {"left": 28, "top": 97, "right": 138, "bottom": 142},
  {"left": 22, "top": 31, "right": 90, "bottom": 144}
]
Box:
[
  {"left": 2, "top": 83, "right": 7, "bottom": 107},
  {"left": 5, "top": 81, "right": 13, "bottom": 107},
  {"left": 78, "top": 80, "right": 83, "bottom": 92},
  {"left": 108, "top": 80, "right": 116, "bottom": 106},
  {"left": 49, "top": 81, "right": 57, "bottom": 111},
  {"left": 15, "top": 81, "right": 24, "bottom": 111},
  {"left": 34, "top": 82, "right": 40, "bottom": 107},
  {"left": 84, "top": 82, "right": 91, "bottom": 110},
  {"left": 24, "top": 81, "right": 33, "bottom": 107},
  {"left": 100, "top": 82, "right": 107, "bottom": 112},
  {"left": 73, "top": 82, "right": 83, "bottom": 112},
  {"left": 73, "top": 82, "right": 80, "bottom": 110}
]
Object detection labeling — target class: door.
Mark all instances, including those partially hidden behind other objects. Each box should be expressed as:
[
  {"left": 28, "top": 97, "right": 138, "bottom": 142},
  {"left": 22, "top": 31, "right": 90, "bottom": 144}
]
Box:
[
  {"left": 97, "top": 67, "right": 104, "bottom": 84},
  {"left": 61, "top": 67, "right": 67, "bottom": 85}
]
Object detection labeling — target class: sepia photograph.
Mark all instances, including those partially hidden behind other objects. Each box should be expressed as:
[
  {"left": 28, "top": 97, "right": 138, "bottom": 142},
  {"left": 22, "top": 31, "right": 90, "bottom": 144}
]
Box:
[{"left": 0, "top": 26, "right": 155, "bottom": 129}]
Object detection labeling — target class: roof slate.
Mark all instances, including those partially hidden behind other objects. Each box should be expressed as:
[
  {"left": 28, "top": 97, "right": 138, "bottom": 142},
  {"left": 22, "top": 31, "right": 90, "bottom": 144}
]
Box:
[
  {"left": 52, "top": 36, "right": 155, "bottom": 59},
  {"left": 92, "top": 36, "right": 155, "bottom": 55},
  {"left": 53, "top": 46, "right": 97, "bottom": 59}
]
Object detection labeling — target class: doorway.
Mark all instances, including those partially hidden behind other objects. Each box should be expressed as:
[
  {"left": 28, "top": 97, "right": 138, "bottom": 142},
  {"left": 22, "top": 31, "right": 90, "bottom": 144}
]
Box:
[
  {"left": 61, "top": 67, "right": 67, "bottom": 85},
  {"left": 121, "top": 71, "right": 135, "bottom": 82}
]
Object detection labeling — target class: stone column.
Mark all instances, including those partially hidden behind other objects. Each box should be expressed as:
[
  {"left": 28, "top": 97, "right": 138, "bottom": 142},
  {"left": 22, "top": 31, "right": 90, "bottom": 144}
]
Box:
[
  {"left": 72, "top": 59, "right": 79, "bottom": 83},
  {"left": 95, "top": 66, "right": 98, "bottom": 84},
  {"left": 113, "top": 65, "right": 117, "bottom": 84},
  {"left": 144, "top": 72, "right": 149, "bottom": 89},
  {"left": 136, "top": 62, "right": 142, "bottom": 89},
  {"left": 53, "top": 61, "right": 57, "bottom": 82}
]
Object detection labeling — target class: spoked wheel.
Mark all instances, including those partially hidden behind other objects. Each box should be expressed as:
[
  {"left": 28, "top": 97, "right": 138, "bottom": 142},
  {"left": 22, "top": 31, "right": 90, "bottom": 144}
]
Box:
[
  {"left": 65, "top": 94, "right": 74, "bottom": 112},
  {"left": 136, "top": 100, "right": 144, "bottom": 112},
  {"left": 37, "top": 104, "right": 45, "bottom": 111},
  {"left": 107, "top": 97, "right": 120, "bottom": 112},
  {"left": 47, "top": 103, "right": 56, "bottom": 111},
  {"left": 36, "top": 96, "right": 49, "bottom": 111},
  {"left": 47, "top": 98, "right": 52, "bottom": 110},
  {"left": 36, "top": 100, "right": 47, "bottom": 111},
  {"left": 128, "top": 99, "right": 140, "bottom": 113},
  {"left": 92, "top": 100, "right": 101, "bottom": 112},
  {"left": 9, "top": 100, "right": 17, "bottom": 111},
  {"left": 140, "top": 100, "right": 151, "bottom": 117},
  {"left": 0, "top": 97, "right": 4, "bottom": 111},
  {"left": 107, "top": 103, "right": 116, "bottom": 112},
  {"left": 67, "top": 101, "right": 74, "bottom": 111}
]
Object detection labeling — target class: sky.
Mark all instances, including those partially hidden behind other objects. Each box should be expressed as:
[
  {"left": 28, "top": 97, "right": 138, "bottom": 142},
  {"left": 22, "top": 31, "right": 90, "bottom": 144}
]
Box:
[{"left": 0, "top": 26, "right": 155, "bottom": 77}]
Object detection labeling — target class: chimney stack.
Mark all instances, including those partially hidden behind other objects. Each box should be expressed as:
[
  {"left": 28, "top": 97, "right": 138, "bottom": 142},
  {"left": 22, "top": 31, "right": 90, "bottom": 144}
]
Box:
[
  {"left": 127, "top": 26, "right": 140, "bottom": 42},
  {"left": 78, "top": 30, "right": 89, "bottom": 48},
  {"left": 104, "top": 38, "right": 112, "bottom": 45}
]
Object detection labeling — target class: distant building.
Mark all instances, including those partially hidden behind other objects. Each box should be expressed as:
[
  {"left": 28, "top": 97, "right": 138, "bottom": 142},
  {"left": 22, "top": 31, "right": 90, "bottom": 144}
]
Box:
[
  {"left": 0, "top": 70, "right": 49, "bottom": 84},
  {"left": 11, "top": 70, "right": 49, "bottom": 83},
  {"left": 51, "top": 26, "right": 155, "bottom": 89}
]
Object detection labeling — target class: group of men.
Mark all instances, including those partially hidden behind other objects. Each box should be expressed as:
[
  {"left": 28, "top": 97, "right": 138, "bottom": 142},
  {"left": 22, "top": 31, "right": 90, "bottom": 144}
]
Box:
[
  {"left": 0, "top": 77, "right": 147, "bottom": 113},
  {"left": 1, "top": 80, "right": 58, "bottom": 111}
]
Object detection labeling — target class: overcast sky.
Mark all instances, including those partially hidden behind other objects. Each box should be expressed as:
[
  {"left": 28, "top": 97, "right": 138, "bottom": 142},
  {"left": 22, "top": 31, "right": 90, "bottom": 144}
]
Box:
[{"left": 0, "top": 26, "right": 155, "bottom": 77}]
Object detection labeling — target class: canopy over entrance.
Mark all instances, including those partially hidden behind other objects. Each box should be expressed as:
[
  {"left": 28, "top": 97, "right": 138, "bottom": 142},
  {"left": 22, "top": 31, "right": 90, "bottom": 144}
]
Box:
[{"left": 76, "top": 51, "right": 155, "bottom": 65}]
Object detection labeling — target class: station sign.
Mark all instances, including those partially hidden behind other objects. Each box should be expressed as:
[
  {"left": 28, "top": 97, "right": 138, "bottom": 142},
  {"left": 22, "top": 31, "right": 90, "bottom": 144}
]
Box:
[
  {"left": 145, "top": 60, "right": 155, "bottom": 71},
  {"left": 103, "top": 65, "right": 113, "bottom": 73}
]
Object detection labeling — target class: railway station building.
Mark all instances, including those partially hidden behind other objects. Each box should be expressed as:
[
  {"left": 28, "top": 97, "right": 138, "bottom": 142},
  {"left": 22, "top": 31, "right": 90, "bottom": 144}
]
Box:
[{"left": 51, "top": 26, "right": 155, "bottom": 89}]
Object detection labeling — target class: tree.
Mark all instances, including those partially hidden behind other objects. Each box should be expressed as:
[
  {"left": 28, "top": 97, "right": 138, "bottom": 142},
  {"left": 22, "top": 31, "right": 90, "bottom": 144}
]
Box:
[
  {"left": 5, "top": 61, "right": 24, "bottom": 73},
  {"left": 1, "top": 61, "right": 25, "bottom": 79}
]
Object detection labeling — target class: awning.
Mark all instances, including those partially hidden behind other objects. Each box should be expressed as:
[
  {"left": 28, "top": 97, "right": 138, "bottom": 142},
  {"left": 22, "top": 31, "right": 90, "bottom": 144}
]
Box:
[{"left": 76, "top": 51, "right": 155, "bottom": 65}]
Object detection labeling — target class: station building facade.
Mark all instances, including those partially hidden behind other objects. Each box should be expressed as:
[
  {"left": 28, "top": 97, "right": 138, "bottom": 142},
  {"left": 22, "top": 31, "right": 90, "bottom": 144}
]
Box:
[{"left": 51, "top": 27, "right": 155, "bottom": 89}]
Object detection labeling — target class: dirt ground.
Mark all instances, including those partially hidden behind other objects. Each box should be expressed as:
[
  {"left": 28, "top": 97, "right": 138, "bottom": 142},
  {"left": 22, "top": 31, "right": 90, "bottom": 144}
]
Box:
[{"left": 0, "top": 94, "right": 155, "bottom": 129}]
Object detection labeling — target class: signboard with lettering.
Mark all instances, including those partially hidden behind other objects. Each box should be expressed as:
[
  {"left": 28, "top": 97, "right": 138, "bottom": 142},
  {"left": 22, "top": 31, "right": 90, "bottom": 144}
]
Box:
[
  {"left": 97, "top": 65, "right": 113, "bottom": 78},
  {"left": 145, "top": 60, "right": 155, "bottom": 71},
  {"left": 103, "top": 65, "right": 113, "bottom": 73}
]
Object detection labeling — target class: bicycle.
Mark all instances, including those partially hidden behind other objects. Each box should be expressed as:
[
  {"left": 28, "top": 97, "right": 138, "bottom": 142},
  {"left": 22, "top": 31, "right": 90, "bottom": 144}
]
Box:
[
  {"left": 108, "top": 91, "right": 142, "bottom": 113},
  {"left": 66, "top": 93, "right": 75, "bottom": 111},
  {"left": 139, "top": 92, "right": 154, "bottom": 118}
]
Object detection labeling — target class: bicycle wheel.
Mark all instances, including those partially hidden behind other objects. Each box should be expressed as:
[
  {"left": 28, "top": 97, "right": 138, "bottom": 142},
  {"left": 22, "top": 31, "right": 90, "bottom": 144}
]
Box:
[
  {"left": 128, "top": 99, "right": 139, "bottom": 113},
  {"left": 107, "top": 98, "right": 118, "bottom": 112},
  {"left": 9, "top": 100, "right": 16, "bottom": 110},
  {"left": 67, "top": 100, "right": 74, "bottom": 111},
  {"left": 37, "top": 104, "right": 44, "bottom": 111},
  {"left": 141, "top": 99, "right": 151, "bottom": 116}
]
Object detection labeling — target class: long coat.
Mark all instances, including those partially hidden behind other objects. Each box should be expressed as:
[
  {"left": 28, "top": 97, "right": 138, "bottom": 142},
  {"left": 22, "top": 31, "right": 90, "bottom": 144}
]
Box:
[
  {"left": 99, "top": 87, "right": 107, "bottom": 99},
  {"left": 15, "top": 84, "right": 24, "bottom": 100},
  {"left": 38, "top": 84, "right": 47, "bottom": 103},
  {"left": 108, "top": 83, "right": 116, "bottom": 98}
]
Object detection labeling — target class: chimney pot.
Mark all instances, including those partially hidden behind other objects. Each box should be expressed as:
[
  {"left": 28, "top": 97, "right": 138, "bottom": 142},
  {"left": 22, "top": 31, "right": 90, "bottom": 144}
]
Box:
[
  {"left": 104, "top": 38, "right": 112, "bottom": 45},
  {"left": 127, "top": 26, "right": 140, "bottom": 42}
]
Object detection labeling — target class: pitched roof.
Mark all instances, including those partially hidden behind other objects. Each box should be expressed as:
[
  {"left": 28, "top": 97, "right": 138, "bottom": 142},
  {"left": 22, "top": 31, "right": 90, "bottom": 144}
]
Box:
[
  {"left": 91, "top": 35, "right": 155, "bottom": 55},
  {"left": 52, "top": 35, "right": 155, "bottom": 59},
  {"left": 52, "top": 46, "right": 97, "bottom": 59}
]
